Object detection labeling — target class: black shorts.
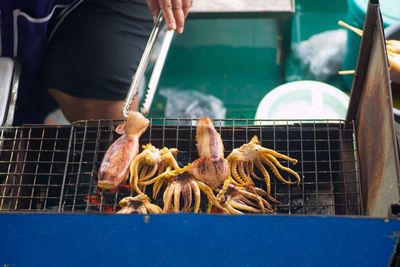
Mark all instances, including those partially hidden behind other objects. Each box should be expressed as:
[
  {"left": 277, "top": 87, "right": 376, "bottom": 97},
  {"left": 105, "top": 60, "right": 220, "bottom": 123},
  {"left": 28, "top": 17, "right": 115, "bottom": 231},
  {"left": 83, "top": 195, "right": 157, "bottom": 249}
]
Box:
[{"left": 44, "top": 0, "right": 153, "bottom": 100}]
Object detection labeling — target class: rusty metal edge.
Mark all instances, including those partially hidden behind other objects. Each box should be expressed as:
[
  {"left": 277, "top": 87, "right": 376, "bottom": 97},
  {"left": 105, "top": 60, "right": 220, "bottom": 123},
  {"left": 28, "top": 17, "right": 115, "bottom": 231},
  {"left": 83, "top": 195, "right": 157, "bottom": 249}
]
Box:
[
  {"left": 346, "top": 3, "right": 378, "bottom": 122},
  {"left": 347, "top": 1, "right": 400, "bottom": 217}
]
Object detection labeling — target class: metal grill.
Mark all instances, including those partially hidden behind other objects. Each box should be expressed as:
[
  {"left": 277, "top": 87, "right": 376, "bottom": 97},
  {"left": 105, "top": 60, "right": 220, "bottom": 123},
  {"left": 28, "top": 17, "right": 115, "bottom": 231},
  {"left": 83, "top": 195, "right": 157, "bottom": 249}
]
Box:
[
  {"left": 0, "top": 125, "right": 71, "bottom": 211},
  {"left": 0, "top": 119, "right": 362, "bottom": 215}
]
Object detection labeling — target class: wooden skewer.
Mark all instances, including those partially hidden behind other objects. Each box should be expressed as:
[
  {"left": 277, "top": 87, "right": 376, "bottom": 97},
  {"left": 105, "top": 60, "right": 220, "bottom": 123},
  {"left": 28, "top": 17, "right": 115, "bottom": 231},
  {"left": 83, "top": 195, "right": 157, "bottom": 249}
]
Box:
[
  {"left": 338, "top": 20, "right": 363, "bottom": 37},
  {"left": 338, "top": 20, "right": 400, "bottom": 54},
  {"left": 338, "top": 70, "right": 355, "bottom": 75},
  {"left": 339, "top": 20, "right": 400, "bottom": 75}
]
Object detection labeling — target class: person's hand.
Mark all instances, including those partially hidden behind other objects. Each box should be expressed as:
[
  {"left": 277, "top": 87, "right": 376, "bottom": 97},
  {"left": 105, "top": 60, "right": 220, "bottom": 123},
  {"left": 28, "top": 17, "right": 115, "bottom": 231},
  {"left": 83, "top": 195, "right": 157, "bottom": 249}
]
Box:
[{"left": 146, "top": 0, "right": 193, "bottom": 34}]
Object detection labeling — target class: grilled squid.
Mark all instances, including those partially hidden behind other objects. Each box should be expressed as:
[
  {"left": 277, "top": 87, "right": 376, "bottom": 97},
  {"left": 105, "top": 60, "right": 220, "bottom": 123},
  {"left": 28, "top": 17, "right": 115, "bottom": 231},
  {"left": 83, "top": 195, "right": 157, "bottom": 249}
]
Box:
[
  {"left": 142, "top": 117, "right": 229, "bottom": 213},
  {"left": 216, "top": 180, "right": 280, "bottom": 214},
  {"left": 117, "top": 194, "right": 162, "bottom": 214},
  {"left": 162, "top": 172, "right": 226, "bottom": 213},
  {"left": 227, "top": 135, "right": 301, "bottom": 193},
  {"left": 188, "top": 117, "right": 230, "bottom": 189},
  {"left": 97, "top": 111, "right": 149, "bottom": 190},
  {"left": 130, "top": 144, "right": 181, "bottom": 199}
]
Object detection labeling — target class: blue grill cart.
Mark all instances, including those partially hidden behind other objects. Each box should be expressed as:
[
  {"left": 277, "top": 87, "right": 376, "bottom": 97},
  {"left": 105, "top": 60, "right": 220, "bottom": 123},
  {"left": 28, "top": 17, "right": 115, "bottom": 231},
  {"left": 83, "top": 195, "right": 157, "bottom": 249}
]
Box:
[{"left": 1, "top": 1, "right": 399, "bottom": 266}]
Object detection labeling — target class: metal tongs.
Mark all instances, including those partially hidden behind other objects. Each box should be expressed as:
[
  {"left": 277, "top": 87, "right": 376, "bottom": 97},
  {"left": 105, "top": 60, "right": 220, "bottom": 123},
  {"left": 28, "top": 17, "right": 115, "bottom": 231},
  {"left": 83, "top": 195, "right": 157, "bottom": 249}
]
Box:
[{"left": 123, "top": 12, "right": 174, "bottom": 117}]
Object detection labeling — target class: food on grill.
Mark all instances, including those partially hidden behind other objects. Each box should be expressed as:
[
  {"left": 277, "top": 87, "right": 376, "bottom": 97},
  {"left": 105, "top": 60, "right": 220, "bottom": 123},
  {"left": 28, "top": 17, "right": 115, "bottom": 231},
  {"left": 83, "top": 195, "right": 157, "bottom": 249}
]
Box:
[
  {"left": 187, "top": 117, "right": 230, "bottom": 189},
  {"left": 97, "top": 111, "right": 149, "bottom": 190},
  {"left": 143, "top": 117, "right": 229, "bottom": 213},
  {"left": 216, "top": 181, "right": 278, "bottom": 214},
  {"left": 161, "top": 172, "right": 226, "bottom": 213},
  {"left": 97, "top": 116, "right": 301, "bottom": 214},
  {"left": 129, "top": 144, "right": 181, "bottom": 199},
  {"left": 117, "top": 194, "right": 162, "bottom": 214},
  {"left": 227, "top": 136, "right": 301, "bottom": 194}
]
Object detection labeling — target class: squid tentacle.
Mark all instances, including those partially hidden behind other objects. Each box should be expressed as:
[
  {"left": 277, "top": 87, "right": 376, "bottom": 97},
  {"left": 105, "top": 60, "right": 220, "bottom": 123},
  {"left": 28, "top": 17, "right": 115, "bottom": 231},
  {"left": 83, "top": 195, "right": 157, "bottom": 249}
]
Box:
[
  {"left": 165, "top": 155, "right": 182, "bottom": 172},
  {"left": 146, "top": 203, "right": 163, "bottom": 214},
  {"left": 138, "top": 164, "right": 150, "bottom": 195},
  {"left": 152, "top": 180, "right": 164, "bottom": 200},
  {"left": 182, "top": 182, "right": 193, "bottom": 212},
  {"left": 260, "top": 156, "right": 291, "bottom": 185},
  {"left": 163, "top": 182, "right": 176, "bottom": 213},
  {"left": 244, "top": 161, "right": 251, "bottom": 178},
  {"left": 230, "top": 200, "right": 262, "bottom": 213},
  {"left": 236, "top": 187, "right": 260, "bottom": 201},
  {"left": 138, "top": 163, "right": 158, "bottom": 182},
  {"left": 265, "top": 154, "right": 301, "bottom": 184},
  {"left": 237, "top": 188, "right": 265, "bottom": 212},
  {"left": 254, "top": 159, "right": 271, "bottom": 193},
  {"left": 225, "top": 203, "right": 243, "bottom": 214},
  {"left": 257, "top": 196, "right": 273, "bottom": 211},
  {"left": 139, "top": 167, "right": 175, "bottom": 186},
  {"left": 240, "top": 194, "right": 270, "bottom": 211},
  {"left": 228, "top": 176, "right": 242, "bottom": 186},
  {"left": 254, "top": 187, "right": 281, "bottom": 205},
  {"left": 216, "top": 179, "right": 231, "bottom": 200},
  {"left": 196, "top": 180, "right": 227, "bottom": 213},
  {"left": 248, "top": 161, "right": 263, "bottom": 181},
  {"left": 173, "top": 183, "right": 182, "bottom": 213},
  {"left": 237, "top": 195, "right": 260, "bottom": 208},
  {"left": 129, "top": 155, "right": 145, "bottom": 195},
  {"left": 139, "top": 206, "right": 147, "bottom": 214},
  {"left": 259, "top": 147, "right": 298, "bottom": 165},
  {"left": 152, "top": 162, "right": 167, "bottom": 199},
  {"left": 138, "top": 164, "right": 148, "bottom": 181},
  {"left": 190, "top": 180, "right": 201, "bottom": 213},
  {"left": 238, "top": 161, "right": 253, "bottom": 184},
  {"left": 231, "top": 161, "right": 247, "bottom": 185}
]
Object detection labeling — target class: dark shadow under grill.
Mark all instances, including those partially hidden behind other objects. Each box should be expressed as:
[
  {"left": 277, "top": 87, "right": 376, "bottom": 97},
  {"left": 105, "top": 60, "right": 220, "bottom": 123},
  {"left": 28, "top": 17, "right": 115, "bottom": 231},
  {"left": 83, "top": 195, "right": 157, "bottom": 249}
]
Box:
[{"left": 0, "top": 119, "right": 362, "bottom": 215}]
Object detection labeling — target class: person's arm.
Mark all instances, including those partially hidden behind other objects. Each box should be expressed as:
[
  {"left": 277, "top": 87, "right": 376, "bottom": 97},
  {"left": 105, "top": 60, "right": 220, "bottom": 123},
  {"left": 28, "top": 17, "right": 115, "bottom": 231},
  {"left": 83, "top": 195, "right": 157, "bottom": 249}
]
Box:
[{"left": 146, "top": 0, "right": 193, "bottom": 34}]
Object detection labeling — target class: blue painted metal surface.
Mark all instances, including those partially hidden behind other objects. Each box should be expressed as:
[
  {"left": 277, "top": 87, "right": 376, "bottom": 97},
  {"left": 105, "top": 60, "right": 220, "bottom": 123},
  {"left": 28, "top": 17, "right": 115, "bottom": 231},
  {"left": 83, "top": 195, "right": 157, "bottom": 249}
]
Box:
[{"left": 0, "top": 214, "right": 399, "bottom": 266}]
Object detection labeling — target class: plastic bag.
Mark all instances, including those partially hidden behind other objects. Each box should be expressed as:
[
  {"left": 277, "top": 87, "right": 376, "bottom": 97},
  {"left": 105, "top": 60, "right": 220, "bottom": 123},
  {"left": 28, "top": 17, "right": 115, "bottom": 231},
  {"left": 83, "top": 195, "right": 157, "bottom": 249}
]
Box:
[
  {"left": 160, "top": 89, "right": 226, "bottom": 120},
  {"left": 294, "top": 29, "right": 347, "bottom": 81}
]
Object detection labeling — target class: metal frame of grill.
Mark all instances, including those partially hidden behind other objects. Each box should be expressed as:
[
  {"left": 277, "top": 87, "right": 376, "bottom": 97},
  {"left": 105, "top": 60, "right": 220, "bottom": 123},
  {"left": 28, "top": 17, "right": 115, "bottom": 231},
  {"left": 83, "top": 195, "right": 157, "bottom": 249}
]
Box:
[{"left": 0, "top": 119, "right": 362, "bottom": 215}]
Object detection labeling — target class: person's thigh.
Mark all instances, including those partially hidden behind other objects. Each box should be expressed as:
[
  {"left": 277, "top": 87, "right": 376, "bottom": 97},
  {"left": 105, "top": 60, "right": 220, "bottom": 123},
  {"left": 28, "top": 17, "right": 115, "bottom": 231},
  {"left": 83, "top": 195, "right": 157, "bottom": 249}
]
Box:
[
  {"left": 45, "top": 0, "right": 152, "bottom": 121},
  {"left": 47, "top": 89, "right": 138, "bottom": 121}
]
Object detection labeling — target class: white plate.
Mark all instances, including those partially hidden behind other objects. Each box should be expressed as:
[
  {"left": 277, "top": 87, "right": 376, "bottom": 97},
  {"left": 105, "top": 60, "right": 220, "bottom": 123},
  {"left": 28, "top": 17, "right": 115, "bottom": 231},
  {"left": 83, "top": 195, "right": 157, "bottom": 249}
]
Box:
[{"left": 255, "top": 81, "right": 349, "bottom": 124}]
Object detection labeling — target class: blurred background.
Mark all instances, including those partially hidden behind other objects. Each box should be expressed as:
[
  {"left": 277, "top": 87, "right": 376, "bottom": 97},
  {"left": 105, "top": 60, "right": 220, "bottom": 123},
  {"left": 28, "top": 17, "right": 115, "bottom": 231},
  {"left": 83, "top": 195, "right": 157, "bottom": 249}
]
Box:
[{"left": 145, "top": 0, "right": 400, "bottom": 121}]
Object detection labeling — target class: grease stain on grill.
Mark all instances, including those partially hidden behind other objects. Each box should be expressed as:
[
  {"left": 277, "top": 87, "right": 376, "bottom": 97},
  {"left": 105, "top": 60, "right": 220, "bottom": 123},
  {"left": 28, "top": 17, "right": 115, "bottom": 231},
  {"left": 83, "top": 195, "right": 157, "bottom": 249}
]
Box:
[{"left": 0, "top": 119, "right": 362, "bottom": 215}]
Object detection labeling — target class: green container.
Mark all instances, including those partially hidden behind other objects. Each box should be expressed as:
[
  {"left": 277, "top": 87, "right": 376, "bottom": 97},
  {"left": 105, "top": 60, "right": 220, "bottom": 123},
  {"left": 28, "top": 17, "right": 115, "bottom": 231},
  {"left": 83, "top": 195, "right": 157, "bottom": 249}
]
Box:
[
  {"left": 342, "top": 0, "right": 400, "bottom": 90},
  {"left": 151, "top": 18, "right": 281, "bottom": 119}
]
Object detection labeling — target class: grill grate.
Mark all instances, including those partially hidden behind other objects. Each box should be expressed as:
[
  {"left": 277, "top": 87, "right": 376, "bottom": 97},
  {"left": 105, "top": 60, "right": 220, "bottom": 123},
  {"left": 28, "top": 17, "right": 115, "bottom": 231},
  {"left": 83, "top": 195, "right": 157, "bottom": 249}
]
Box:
[
  {"left": 0, "top": 125, "right": 72, "bottom": 212},
  {"left": 0, "top": 119, "right": 362, "bottom": 215}
]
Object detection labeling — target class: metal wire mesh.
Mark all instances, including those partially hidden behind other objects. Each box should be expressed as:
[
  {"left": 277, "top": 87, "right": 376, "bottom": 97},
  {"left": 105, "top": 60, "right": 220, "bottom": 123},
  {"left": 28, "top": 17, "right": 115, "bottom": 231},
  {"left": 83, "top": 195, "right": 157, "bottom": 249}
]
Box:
[
  {"left": 0, "top": 125, "right": 72, "bottom": 211},
  {"left": 0, "top": 119, "right": 362, "bottom": 215}
]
